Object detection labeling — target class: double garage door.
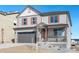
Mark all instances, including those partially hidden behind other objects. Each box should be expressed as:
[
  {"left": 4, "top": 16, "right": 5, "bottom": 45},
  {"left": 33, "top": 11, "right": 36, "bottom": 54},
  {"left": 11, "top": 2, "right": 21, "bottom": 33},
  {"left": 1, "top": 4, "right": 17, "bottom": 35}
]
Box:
[{"left": 17, "top": 32, "right": 36, "bottom": 43}]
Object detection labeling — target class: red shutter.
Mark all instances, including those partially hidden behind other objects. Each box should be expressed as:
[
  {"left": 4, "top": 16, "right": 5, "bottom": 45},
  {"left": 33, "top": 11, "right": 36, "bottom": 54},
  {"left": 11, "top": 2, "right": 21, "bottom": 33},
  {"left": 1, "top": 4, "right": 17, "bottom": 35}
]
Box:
[
  {"left": 26, "top": 18, "right": 27, "bottom": 25},
  {"left": 48, "top": 16, "right": 50, "bottom": 23},
  {"left": 41, "top": 17, "right": 42, "bottom": 22},
  {"left": 22, "top": 18, "right": 24, "bottom": 25},
  {"left": 36, "top": 17, "right": 37, "bottom": 24},
  {"left": 31, "top": 18, "right": 32, "bottom": 24},
  {"left": 17, "top": 18, "right": 19, "bottom": 26}
]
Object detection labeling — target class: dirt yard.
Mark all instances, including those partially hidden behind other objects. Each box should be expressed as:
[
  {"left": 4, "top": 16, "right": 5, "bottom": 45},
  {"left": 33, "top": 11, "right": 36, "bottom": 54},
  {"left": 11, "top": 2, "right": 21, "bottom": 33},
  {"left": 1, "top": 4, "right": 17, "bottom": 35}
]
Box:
[
  {"left": 74, "top": 45, "right": 79, "bottom": 51},
  {"left": 0, "top": 44, "right": 79, "bottom": 53},
  {"left": 0, "top": 45, "right": 52, "bottom": 53}
]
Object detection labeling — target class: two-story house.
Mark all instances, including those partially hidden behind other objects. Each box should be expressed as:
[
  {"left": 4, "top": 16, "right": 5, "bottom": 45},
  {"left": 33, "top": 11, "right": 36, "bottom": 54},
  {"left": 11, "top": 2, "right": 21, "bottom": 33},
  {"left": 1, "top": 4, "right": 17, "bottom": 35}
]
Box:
[
  {"left": 14, "top": 6, "right": 72, "bottom": 50},
  {"left": 0, "top": 11, "right": 19, "bottom": 43}
]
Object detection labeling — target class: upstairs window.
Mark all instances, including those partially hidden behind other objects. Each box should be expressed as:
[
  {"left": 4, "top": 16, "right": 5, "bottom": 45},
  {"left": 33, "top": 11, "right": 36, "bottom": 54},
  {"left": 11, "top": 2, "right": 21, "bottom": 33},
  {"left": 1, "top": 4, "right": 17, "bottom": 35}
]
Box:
[
  {"left": 49, "top": 15, "right": 59, "bottom": 23},
  {"left": 22, "top": 18, "right": 27, "bottom": 25},
  {"left": 50, "top": 16, "right": 53, "bottom": 23},
  {"left": 31, "top": 17, "right": 37, "bottom": 24}
]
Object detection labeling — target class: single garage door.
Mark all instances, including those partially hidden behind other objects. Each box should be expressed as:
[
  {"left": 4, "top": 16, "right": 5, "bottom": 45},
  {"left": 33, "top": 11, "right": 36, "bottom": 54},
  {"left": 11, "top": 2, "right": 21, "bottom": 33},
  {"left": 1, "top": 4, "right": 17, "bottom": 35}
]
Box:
[{"left": 17, "top": 32, "right": 36, "bottom": 43}]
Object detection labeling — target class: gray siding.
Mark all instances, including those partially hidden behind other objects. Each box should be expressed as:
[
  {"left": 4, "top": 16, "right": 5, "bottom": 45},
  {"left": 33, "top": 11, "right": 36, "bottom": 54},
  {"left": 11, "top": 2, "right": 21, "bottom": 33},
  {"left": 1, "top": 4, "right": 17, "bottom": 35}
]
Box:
[{"left": 48, "top": 28, "right": 54, "bottom": 38}]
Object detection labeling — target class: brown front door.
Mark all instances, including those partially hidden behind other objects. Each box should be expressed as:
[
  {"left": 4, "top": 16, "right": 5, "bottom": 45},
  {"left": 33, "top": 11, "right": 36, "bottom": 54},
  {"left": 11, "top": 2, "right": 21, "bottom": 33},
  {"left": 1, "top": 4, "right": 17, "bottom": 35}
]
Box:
[{"left": 41, "top": 29, "right": 45, "bottom": 39}]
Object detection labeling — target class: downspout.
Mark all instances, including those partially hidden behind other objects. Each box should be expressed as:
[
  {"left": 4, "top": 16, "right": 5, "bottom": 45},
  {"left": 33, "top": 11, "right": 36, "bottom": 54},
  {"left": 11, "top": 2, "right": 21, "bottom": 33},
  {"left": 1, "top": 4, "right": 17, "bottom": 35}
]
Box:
[{"left": 1, "top": 28, "right": 4, "bottom": 43}]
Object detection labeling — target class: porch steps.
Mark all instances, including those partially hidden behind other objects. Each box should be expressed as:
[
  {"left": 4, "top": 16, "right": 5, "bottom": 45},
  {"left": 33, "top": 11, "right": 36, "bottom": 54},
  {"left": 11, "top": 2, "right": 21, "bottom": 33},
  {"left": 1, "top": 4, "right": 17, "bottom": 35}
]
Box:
[{"left": 36, "top": 42, "right": 67, "bottom": 52}]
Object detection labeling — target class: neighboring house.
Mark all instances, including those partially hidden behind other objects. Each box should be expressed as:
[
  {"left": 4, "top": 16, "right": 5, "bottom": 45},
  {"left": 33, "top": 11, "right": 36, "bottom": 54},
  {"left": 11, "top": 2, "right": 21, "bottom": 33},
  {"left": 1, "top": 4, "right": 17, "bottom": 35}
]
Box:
[
  {"left": 0, "top": 12, "right": 19, "bottom": 43},
  {"left": 14, "top": 6, "right": 72, "bottom": 50},
  {"left": 72, "top": 39, "right": 79, "bottom": 45}
]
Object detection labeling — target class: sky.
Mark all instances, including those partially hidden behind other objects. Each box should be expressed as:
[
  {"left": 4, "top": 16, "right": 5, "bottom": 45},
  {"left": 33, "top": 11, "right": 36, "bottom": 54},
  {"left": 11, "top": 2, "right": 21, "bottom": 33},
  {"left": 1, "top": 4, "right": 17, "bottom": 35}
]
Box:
[{"left": 0, "top": 5, "right": 78, "bottom": 39}]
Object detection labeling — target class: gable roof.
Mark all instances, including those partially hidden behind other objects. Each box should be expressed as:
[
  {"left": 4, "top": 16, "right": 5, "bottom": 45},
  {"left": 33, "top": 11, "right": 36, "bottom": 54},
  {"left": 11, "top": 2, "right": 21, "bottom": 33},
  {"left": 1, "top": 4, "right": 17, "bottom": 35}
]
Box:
[
  {"left": 26, "top": 5, "right": 41, "bottom": 14},
  {"left": 17, "top": 5, "right": 41, "bottom": 17},
  {"left": 18, "top": 6, "right": 72, "bottom": 26}
]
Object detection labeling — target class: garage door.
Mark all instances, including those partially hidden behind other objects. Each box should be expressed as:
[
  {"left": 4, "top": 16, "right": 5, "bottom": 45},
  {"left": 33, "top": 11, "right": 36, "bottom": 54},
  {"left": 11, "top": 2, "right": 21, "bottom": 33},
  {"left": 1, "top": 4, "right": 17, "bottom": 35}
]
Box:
[{"left": 17, "top": 32, "right": 36, "bottom": 43}]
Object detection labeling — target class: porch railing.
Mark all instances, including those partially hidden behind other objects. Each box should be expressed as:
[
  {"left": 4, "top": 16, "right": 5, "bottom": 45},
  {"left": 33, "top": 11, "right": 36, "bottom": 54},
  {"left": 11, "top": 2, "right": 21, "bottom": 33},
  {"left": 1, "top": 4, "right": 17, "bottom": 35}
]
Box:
[{"left": 47, "top": 36, "right": 66, "bottom": 42}]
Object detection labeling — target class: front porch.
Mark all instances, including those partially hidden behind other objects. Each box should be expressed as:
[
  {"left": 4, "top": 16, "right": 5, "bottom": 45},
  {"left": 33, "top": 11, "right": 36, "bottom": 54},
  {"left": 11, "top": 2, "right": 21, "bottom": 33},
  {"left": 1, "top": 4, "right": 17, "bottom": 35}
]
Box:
[{"left": 37, "top": 23, "right": 68, "bottom": 43}]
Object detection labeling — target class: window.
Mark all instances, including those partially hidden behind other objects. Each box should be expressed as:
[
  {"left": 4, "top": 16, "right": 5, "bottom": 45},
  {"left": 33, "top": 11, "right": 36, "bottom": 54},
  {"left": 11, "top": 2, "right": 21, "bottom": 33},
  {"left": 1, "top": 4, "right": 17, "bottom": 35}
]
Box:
[
  {"left": 50, "top": 15, "right": 58, "bottom": 23},
  {"left": 54, "top": 28, "right": 64, "bottom": 37},
  {"left": 54, "top": 29, "right": 58, "bottom": 36},
  {"left": 22, "top": 18, "right": 27, "bottom": 25},
  {"left": 31, "top": 17, "right": 37, "bottom": 24},
  {"left": 54, "top": 16, "right": 58, "bottom": 22},
  {"left": 50, "top": 16, "right": 53, "bottom": 23}
]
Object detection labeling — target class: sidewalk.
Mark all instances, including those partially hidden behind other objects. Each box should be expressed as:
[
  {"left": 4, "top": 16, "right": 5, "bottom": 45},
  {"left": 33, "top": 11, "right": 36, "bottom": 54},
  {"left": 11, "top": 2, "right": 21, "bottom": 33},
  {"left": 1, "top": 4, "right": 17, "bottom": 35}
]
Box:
[{"left": 0, "top": 43, "right": 35, "bottom": 49}]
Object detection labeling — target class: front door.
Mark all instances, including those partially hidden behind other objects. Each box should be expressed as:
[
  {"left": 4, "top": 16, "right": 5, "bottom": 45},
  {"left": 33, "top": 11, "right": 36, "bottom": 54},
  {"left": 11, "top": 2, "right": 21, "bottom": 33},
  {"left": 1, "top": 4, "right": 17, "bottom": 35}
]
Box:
[{"left": 41, "top": 29, "right": 45, "bottom": 39}]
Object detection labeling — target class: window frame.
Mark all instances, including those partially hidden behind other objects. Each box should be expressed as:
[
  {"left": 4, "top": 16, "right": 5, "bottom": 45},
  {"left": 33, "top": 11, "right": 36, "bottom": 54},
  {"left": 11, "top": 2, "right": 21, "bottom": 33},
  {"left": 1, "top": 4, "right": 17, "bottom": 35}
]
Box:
[
  {"left": 54, "top": 28, "right": 64, "bottom": 37},
  {"left": 22, "top": 18, "right": 27, "bottom": 25},
  {"left": 31, "top": 17, "right": 37, "bottom": 24},
  {"left": 49, "top": 15, "right": 59, "bottom": 23}
]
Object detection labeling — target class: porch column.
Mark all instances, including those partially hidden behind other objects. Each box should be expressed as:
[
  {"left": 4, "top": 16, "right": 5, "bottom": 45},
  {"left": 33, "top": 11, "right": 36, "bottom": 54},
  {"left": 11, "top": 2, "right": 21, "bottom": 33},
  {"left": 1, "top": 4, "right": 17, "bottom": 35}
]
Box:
[
  {"left": 15, "top": 31, "right": 18, "bottom": 43},
  {"left": 45, "top": 28, "right": 48, "bottom": 41},
  {"left": 1, "top": 28, "right": 4, "bottom": 43},
  {"left": 36, "top": 27, "right": 39, "bottom": 42},
  {"left": 64, "top": 27, "right": 67, "bottom": 42}
]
